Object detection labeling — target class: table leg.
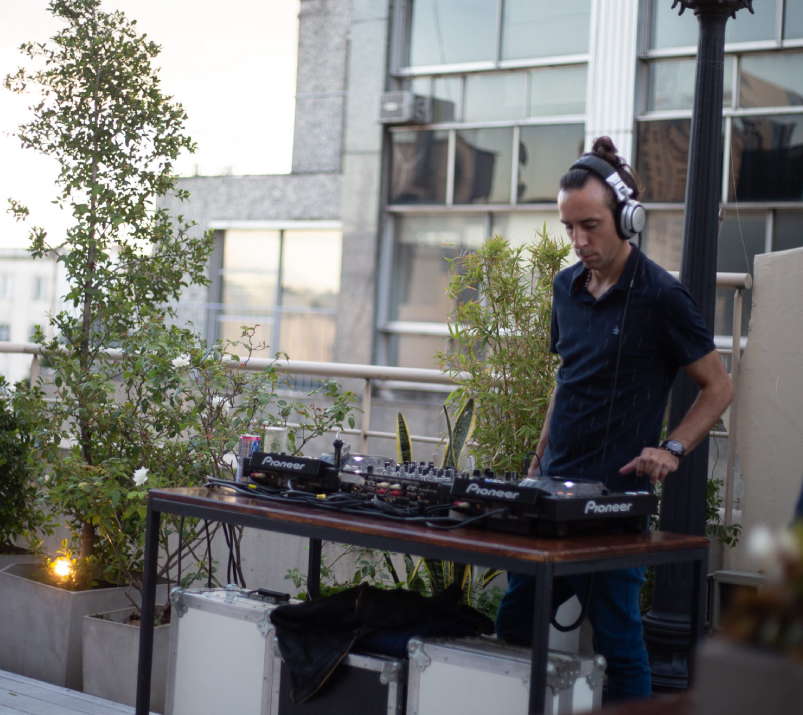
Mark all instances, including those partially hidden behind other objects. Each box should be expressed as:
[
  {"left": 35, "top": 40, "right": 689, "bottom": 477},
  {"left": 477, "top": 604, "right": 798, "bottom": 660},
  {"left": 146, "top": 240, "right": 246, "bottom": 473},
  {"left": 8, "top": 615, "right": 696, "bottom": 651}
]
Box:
[
  {"left": 529, "top": 563, "right": 553, "bottom": 715},
  {"left": 687, "top": 547, "right": 708, "bottom": 687},
  {"left": 307, "top": 537, "right": 322, "bottom": 599},
  {"left": 136, "top": 502, "right": 161, "bottom": 715}
]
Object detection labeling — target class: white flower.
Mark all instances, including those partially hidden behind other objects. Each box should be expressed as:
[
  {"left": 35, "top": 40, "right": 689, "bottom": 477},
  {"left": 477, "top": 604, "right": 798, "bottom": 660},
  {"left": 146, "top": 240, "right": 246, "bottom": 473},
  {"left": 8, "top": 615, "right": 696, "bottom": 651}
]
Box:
[
  {"left": 132, "top": 467, "right": 149, "bottom": 487},
  {"left": 210, "top": 395, "right": 230, "bottom": 412},
  {"left": 171, "top": 354, "right": 190, "bottom": 369}
]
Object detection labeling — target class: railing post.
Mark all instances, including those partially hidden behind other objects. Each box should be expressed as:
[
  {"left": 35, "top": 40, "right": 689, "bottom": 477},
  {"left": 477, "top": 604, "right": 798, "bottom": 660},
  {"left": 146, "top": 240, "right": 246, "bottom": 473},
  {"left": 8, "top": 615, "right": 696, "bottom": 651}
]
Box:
[
  {"left": 361, "top": 378, "right": 372, "bottom": 454},
  {"left": 723, "top": 287, "right": 743, "bottom": 569},
  {"left": 29, "top": 354, "right": 40, "bottom": 388}
]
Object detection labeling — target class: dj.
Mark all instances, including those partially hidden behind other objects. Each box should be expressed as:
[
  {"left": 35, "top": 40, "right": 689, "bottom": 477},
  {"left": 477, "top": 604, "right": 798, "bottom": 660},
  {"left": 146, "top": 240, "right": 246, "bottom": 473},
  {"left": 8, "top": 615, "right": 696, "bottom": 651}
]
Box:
[{"left": 495, "top": 137, "right": 734, "bottom": 702}]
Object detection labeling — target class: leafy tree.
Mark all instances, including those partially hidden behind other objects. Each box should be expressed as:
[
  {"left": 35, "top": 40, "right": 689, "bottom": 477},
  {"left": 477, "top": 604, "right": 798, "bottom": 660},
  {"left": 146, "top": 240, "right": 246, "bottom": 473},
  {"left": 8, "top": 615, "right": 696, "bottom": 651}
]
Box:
[
  {"left": 438, "top": 229, "right": 570, "bottom": 476},
  {"left": 4, "top": 0, "right": 359, "bottom": 596},
  {"left": 4, "top": 0, "right": 212, "bottom": 565}
]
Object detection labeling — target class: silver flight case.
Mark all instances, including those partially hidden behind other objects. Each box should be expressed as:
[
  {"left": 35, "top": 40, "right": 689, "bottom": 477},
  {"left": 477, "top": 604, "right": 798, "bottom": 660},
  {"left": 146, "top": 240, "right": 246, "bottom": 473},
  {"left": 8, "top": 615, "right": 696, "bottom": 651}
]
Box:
[
  {"left": 165, "top": 587, "right": 286, "bottom": 715},
  {"left": 406, "top": 637, "right": 605, "bottom": 715}
]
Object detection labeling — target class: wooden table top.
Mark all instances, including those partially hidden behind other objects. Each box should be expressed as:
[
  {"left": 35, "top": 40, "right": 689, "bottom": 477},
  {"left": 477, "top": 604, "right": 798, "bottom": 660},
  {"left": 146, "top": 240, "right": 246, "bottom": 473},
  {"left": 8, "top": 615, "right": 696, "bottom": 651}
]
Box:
[{"left": 149, "top": 487, "right": 708, "bottom": 568}]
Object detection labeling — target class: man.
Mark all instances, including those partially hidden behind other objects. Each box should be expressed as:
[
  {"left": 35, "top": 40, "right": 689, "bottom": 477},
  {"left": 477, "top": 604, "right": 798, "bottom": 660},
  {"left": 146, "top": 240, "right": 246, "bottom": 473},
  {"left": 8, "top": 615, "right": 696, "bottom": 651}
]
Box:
[{"left": 495, "top": 137, "right": 734, "bottom": 702}]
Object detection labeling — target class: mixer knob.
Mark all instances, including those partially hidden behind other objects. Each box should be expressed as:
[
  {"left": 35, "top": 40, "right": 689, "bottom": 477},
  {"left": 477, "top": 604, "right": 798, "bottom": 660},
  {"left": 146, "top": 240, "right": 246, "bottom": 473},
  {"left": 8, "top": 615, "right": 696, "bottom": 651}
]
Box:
[
  {"left": 504, "top": 471, "right": 511, "bottom": 481},
  {"left": 473, "top": 469, "right": 481, "bottom": 477}
]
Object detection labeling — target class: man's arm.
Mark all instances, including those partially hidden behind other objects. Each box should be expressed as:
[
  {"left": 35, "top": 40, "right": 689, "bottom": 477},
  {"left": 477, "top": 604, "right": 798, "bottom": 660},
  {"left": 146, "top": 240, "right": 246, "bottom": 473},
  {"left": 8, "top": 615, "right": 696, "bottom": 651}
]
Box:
[
  {"left": 619, "top": 349, "right": 735, "bottom": 484},
  {"left": 528, "top": 388, "right": 557, "bottom": 477}
]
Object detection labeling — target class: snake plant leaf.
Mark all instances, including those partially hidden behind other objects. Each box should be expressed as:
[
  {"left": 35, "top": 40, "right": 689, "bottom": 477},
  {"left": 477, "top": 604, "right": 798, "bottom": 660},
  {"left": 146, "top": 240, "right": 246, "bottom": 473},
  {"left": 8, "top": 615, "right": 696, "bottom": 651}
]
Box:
[
  {"left": 396, "top": 412, "right": 413, "bottom": 464},
  {"left": 441, "top": 398, "right": 476, "bottom": 469}
]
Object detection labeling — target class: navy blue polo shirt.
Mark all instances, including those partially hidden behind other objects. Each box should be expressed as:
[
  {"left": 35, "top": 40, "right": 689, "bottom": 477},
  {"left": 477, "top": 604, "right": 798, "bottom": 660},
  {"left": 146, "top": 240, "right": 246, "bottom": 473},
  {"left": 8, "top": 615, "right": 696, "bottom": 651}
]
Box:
[{"left": 539, "top": 244, "right": 716, "bottom": 491}]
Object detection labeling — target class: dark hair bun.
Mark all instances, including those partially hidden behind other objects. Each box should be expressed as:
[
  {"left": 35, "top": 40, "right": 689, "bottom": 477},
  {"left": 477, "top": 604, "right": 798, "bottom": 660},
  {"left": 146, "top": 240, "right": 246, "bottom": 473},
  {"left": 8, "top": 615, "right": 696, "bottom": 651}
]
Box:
[
  {"left": 586, "top": 135, "right": 643, "bottom": 200},
  {"left": 590, "top": 136, "right": 622, "bottom": 169}
]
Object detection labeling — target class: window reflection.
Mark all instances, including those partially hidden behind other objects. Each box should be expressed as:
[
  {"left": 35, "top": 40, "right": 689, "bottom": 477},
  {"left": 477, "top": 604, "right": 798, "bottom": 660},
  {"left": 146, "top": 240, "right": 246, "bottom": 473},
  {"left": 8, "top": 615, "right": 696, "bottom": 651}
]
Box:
[
  {"left": 491, "top": 212, "right": 565, "bottom": 249},
  {"left": 785, "top": 2, "right": 803, "bottom": 40},
  {"left": 774, "top": 210, "right": 803, "bottom": 252},
  {"left": 518, "top": 124, "right": 584, "bottom": 203},
  {"left": 636, "top": 119, "right": 694, "bottom": 203},
  {"left": 433, "top": 77, "right": 460, "bottom": 121},
  {"left": 648, "top": 0, "right": 776, "bottom": 49},
  {"left": 739, "top": 53, "right": 803, "bottom": 109},
  {"left": 408, "top": 0, "right": 497, "bottom": 66},
  {"left": 390, "top": 214, "right": 484, "bottom": 325},
  {"left": 730, "top": 115, "right": 803, "bottom": 201},
  {"left": 715, "top": 215, "right": 764, "bottom": 337},
  {"left": 390, "top": 130, "right": 449, "bottom": 204},
  {"left": 647, "top": 58, "right": 733, "bottom": 112},
  {"left": 464, "top": 73, "right": 527, "bottom": 122},
  {"left": 453, "top": 128, "right": 514, "bottom": 204},
  {"left": 641, "top": 211, "right": 684, "bottom": 271},
  {"left": 529, "top": 66, "right": 587, "bottom": 116},
  {"left": 501, "top": 0, "right": 591, "bottom": 61}
]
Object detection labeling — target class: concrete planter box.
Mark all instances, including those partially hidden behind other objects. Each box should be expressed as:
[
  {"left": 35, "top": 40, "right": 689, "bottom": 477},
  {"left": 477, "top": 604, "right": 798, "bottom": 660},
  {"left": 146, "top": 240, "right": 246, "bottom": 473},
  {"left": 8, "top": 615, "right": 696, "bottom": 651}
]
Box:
[
  {"left": 83, "top": 606, "right": 170, "bottom": 714},
  {"left": 0, "top": 547, "right": 36, "bottom": 571},
  {"left": 0, "top": 562, "right": 132, "bottom": 690}
]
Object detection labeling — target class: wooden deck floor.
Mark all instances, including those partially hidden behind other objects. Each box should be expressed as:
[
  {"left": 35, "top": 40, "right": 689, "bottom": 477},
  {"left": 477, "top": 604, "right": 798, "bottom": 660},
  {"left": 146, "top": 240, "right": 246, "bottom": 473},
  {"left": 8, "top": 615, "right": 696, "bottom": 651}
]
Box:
[{"left": 0, "top": 671, "right": 156, "bottom": 715}]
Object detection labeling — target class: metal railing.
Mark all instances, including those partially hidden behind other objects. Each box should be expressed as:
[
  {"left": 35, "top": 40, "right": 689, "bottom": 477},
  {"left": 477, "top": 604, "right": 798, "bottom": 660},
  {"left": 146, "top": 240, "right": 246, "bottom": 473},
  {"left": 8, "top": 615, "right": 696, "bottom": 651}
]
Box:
[{"left": 0, "top": 271, "right": 751, "bottom": 537}]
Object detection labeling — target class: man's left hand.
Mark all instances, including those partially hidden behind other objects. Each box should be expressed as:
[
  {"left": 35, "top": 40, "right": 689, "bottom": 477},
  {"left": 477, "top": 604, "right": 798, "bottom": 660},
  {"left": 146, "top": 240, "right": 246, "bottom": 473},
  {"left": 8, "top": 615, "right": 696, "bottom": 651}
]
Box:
[{"left": 619, "top": 448, "right": 679, "bottom": 485}]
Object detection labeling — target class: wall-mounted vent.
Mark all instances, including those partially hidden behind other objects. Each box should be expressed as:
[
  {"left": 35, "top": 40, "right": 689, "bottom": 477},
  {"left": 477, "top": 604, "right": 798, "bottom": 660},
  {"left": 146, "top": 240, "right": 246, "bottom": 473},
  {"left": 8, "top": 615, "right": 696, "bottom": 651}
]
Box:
[{"left": 377, "top": 91, "right": 432, "bottom": 125}]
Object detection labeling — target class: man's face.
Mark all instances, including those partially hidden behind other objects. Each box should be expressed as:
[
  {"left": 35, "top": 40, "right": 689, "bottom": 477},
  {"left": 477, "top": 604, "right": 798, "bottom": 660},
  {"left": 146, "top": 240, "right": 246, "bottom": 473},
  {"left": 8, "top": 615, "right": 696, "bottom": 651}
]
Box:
[{"left": 558, "top": 177, "right": 623, "bottom": 272}]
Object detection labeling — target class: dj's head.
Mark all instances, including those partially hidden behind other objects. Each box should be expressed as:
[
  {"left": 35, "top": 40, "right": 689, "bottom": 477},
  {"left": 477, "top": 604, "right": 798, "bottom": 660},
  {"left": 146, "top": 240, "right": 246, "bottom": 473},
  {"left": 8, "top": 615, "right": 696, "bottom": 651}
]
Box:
[{"left": 560, "top": 137, "right": 645, "bottom": 241}]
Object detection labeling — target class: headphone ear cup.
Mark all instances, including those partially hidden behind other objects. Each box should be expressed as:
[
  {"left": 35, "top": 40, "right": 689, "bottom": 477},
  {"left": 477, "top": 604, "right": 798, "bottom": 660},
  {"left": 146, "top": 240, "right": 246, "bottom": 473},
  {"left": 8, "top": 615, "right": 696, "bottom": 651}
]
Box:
[{"left": 617, "top": 201, "right": 646, "bottom": 239}]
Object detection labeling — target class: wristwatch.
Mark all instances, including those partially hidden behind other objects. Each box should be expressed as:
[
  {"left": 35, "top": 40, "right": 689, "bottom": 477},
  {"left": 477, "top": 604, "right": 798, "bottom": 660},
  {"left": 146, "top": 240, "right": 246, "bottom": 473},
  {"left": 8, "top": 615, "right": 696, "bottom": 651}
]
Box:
[{"left": 659, "top": 439, "right": 685, "bottom": 459}]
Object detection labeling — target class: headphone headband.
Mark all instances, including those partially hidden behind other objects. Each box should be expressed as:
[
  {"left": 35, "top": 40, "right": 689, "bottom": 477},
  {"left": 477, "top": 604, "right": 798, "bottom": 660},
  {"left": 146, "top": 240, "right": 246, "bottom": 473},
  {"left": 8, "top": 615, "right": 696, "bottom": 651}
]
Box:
[
  {"left": 569, "top": 155, "right": 634, "bottom": 202},
  {"left": 568, "top": 154, "right": 645, "bottom": 240}
]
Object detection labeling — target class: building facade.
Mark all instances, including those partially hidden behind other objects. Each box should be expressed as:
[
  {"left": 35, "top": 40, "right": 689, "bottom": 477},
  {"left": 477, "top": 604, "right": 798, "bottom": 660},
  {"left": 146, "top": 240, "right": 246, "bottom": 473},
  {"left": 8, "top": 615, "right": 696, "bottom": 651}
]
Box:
[{"left": 175, "top": 0, "right": 803, "bottom": 370}]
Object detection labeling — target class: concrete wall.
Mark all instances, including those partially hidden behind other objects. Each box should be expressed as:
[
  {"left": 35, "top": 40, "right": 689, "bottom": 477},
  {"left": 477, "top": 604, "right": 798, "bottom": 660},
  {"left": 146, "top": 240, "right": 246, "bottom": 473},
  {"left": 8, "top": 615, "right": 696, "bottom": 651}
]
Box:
[
  {"left": 731, "top": 247, "right": 803, "bottom": 571},
  {"left": 334, "top": 0, "right": 389, "bottom": 365}
]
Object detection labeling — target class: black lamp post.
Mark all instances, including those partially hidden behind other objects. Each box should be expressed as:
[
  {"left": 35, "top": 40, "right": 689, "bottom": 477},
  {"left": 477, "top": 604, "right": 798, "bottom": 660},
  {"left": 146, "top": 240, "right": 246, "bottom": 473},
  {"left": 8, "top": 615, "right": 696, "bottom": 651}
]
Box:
[{"left": 641, "top": 0, "right": 753, "bottom": 693}]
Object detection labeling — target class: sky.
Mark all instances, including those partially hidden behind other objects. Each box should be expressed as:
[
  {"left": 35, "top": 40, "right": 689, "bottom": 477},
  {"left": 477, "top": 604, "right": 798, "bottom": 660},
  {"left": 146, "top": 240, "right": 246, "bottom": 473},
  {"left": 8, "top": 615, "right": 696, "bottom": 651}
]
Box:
[{"left": 0, "top": 0, "right": 300, "bottom": 249}]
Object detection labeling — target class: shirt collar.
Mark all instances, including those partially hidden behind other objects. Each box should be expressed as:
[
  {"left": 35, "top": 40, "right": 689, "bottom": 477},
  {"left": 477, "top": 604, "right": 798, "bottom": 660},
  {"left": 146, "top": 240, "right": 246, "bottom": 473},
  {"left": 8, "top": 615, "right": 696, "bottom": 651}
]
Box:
[{"left": 570, "top": 242, "right": 640, "bottom": 295}]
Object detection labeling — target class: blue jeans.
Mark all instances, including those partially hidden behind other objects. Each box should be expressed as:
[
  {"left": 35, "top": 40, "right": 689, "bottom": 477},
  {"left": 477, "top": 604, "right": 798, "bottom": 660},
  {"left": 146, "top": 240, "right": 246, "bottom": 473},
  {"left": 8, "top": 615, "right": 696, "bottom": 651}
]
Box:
[{"left": 496, "top": 569, "right": 651, "bottom": 703}]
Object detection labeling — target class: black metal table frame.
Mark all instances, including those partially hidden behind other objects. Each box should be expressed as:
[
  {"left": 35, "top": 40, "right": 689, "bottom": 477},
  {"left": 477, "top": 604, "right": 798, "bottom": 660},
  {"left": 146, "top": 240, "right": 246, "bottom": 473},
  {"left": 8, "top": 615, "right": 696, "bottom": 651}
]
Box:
[{"left": 135, "top": 492, "right": 708, "bottom": 715}]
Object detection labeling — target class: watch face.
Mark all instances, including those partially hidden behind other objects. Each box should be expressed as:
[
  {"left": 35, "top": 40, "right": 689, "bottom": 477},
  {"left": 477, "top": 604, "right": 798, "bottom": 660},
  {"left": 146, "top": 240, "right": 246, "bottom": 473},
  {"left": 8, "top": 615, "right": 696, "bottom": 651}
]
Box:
[{"left": 663, "top": 440, "right": 684, "bottom": 456}]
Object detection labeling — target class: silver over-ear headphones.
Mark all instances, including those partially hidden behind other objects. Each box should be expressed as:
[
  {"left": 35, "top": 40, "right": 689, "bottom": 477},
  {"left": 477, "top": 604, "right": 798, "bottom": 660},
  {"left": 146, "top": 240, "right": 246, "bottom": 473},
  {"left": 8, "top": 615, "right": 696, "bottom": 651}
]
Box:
[{"left": 569, "top": 155, "right": 646, "bottom": 240}]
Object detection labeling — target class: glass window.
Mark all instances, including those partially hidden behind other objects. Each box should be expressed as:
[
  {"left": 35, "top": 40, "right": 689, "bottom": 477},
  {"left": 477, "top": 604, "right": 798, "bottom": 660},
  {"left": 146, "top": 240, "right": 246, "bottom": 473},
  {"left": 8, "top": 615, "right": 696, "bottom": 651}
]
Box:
[
  {"left": 646, "top": 58, "right": 733, "bottom": 112},
  {"left": 529, "top": 66, "right": 587, "bottom": 116},
  {"left": 725, "top": 1, "right": 776, "bottom": 44},
  {"left": 391, "top": 214, "right": 484, "bottom": 324},
  {"left": 715, "top": 214, "right": 765, "bottom": 337},
  {"left": 648, "top": 0, "right": 775, "bottom": 50},
  {"left": 518, "top": 124, "right": 585, "bottom": 203},
  {"left": 739, "top": 53, "right": 803, "bottom": 109},
  {"left": 636, "top": 119, "right": 693, "bottom": 203},
  {"left": 785, "top": 1, "right": 803, "bottom": 40},
  {"left": 491, "top": 212, "right": 566, "bottom": 248},
  {"left": 501, "top": 0, "right": 591, "bottom": 61},
  {"left": 220, "top": 230, "right": 280, "bottom": 348},
  {"left": 729, "top": 114, "right": 803, "bottom": 201},
  {"left": 221, "top": 230, "right": 280, "bottom": 308},
  {"left": 389, "top": 130, "right": 449, "bottom": 204},
  {"left": 648, "top": 0, "right": 697, "bottom": 50},
  {"left": 463, "top": 73, "right": 527, "bottom": 122},
  {"left": 773, "top": 210, "right": 803, "bottom": 252},
  {"left": 408, "top": 0, "right": 497, "bottom": 66},
  {"left": 641, "top": 211, "right": 684, "bottom": 271},
  {"left": 0, "top": 275, "right": 11, "bottom": 300},
  {"left": 453, "top": 128, "right": 514, "bottom": 204},
  {"left": 0, "top": 325, "right": 9, "bottom": 342},
  {"left": 433, "top": 77, "right": 460, "bottom": 121},
  {"left": 281, "top": 231, "right": 342, "bottom": 310},
  {"left": 389, "top": 334, "right": 450, "bottom": 370}
]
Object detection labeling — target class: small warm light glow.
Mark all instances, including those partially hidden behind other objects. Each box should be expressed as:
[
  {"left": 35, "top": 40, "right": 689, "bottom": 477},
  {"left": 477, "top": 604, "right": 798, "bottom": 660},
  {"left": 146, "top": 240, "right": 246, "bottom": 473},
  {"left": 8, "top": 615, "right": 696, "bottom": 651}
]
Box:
[{"left": 52, "top": 558, "right": 73, "bottom": 579}]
